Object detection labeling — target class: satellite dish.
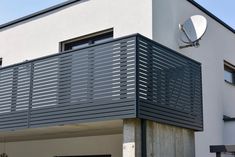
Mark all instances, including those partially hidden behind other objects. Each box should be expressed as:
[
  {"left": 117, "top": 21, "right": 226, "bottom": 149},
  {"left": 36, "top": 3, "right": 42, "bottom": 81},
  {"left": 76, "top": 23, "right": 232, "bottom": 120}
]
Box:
[{"left": 179, "top": 15, "right": 207, "bottom": 49}]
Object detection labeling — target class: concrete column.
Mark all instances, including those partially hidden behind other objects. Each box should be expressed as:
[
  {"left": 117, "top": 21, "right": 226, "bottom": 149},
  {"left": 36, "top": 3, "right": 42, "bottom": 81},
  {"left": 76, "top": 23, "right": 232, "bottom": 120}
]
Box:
[
  {"left": 182, "top": 129, "right": 195, "bottom": 157},
  {"left": 146, "top": 121, "right": 195, "bottom": 157},
  {"left": 123, "top": 119, "right": 141, "bottom": 157}
]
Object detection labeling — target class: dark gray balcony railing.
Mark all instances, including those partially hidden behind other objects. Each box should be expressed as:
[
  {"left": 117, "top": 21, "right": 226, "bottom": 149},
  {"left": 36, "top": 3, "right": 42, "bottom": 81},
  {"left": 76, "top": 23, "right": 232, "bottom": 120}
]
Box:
[{"left": 0, "top": 34, "right": 203, "bottom": 131}]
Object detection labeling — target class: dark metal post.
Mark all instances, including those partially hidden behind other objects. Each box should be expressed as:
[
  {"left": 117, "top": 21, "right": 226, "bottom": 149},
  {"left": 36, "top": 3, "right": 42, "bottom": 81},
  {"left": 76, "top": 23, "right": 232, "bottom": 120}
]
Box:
[
  {"left": 135, "top": 36, "right": 139, "bottom": 116},
  {"left": 28, "top": 63, "right": 34, "bottom": 128},
  {"left": 11, "top": 67, "right": 18, "bottom": 112},
  {"left": 120, "top": 41, "right": 128, "bottom": 99},
  {"left": 141, "top": 119, "right": 147, "bottom": 157},
  {"left": 0, "top": 58, "right": 2, "bottom": 67},
  {"left": 216, "top": 152, "right": 221, "bottom": 157},
  {"left": 58, "top": 54, "right": 72, "bottom": 105},
  {"left": 87, "top": 48, "right": 95, "bottom": 102},
  {"left": 146, "top": 41, "right": 153, "bottom": 102}
]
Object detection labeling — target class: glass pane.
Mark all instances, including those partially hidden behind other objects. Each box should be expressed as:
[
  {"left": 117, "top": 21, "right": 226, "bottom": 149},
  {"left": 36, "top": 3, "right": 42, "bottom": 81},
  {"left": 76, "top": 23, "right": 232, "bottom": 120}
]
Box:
[
  {"left": 62, "top": 30, "right": 113, "bottom": 52},
  {"left": 94, "top": 37, "right": 113, "bottom": 44},
  {"left": 224, "top": 70, "right": 233, "bottom": 83},
  {"left": 71, "top": 43, "right": 89, "bottom": 50}
]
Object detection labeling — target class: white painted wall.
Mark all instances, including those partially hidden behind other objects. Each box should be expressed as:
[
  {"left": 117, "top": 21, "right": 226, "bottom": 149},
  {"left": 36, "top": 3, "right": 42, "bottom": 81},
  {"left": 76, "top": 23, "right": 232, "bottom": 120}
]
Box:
[
  {"left": 223, "top": 83, "right": 235, "bottom": 118},
  {"left": 0, "top": 0, "right": 152, "bottom": 66},
  {"left": 1, "top": 0, "right": 235, "bottom": 156},
  {"left": 224, "top": 122, "right": 235, "bottom": 145},
  {"left": 222, "top": 31, "right": 235, "bottom": 147},
  {"left": 152, "top": 0, "right": 235, "bottom": 157},
  {"left": 0, "top": 134, "right": 122, "bottom": 157}
]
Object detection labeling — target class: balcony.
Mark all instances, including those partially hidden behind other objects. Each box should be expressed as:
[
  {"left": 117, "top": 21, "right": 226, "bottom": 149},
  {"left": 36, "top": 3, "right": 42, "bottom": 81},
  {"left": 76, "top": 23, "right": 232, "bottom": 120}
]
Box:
[{"left": 0, "top": 34, "right": 203, "bottom": 132}]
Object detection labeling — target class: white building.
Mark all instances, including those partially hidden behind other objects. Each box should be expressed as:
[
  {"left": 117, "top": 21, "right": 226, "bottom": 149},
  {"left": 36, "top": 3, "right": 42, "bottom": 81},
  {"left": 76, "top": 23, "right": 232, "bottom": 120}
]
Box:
[{"left": 0, "top": 0, "right": 234, "bottom": 157}]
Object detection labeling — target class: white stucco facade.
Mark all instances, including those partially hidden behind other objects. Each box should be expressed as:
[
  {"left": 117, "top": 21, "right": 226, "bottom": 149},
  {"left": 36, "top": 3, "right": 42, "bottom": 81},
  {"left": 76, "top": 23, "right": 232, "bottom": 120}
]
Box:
[
  {"left": 0, "top": 0, "right": 153, "bottom": 66},
  {"left": 0, "top": 0, "right": 235, "bottom": 157},
  {"left": 152, "top": 0, "right": 235, "bottom": 157}
]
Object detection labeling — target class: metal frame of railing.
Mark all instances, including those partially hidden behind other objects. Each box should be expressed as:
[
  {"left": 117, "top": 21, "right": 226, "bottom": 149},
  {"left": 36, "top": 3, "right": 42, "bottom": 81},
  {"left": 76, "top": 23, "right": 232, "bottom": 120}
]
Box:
[{"left": 210, "top": 145, "right": 235, "bottom": 157}]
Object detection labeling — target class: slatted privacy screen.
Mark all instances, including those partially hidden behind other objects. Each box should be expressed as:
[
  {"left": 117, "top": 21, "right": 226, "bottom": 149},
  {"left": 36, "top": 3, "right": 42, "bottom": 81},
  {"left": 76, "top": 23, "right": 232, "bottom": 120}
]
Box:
[
  {"left": 0, "top": 36, "right": 137, "bottom": 130},
  {"left": 136, "top": 35, "right": 203, "bottom": 130},
  {"left": 0, "top": 34, "right": 203, "bottom": 131}
]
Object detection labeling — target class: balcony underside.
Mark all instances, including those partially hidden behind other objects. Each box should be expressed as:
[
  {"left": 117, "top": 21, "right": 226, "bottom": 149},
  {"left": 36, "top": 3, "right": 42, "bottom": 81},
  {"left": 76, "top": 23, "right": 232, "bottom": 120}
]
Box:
[
  {"left": 0, "top": 120, "right": 123, "bottom": 142},
  {"left": 0, "top": 34, "right": 203, "bottom": 132}
]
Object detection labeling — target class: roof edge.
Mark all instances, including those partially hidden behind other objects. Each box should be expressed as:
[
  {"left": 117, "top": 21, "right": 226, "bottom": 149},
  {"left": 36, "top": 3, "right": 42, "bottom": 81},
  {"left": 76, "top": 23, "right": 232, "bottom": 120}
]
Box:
[
  {"left": 0, "top": 0, "right": 81, "bottom": 30},
  {"left": 187, "top": 0, "right": 235, "bottom": 34},
  {"left": 0, "top": 0, "right": 234, "bottom": 34}
]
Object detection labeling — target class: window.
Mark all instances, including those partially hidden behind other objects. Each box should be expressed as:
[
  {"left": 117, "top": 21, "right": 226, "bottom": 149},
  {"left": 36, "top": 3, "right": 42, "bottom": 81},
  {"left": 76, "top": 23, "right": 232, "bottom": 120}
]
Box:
[
  {"left": 224, "top": 61, "right": 235, "bottom": 84},
  {"left": 60, "top": 29, "right": 113, "bottom": 52}
]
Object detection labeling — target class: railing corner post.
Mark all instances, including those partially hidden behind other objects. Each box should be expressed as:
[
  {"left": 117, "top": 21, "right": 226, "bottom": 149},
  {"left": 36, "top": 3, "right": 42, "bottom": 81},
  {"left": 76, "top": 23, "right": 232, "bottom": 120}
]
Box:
[{"left": 135, "top": 35, "right": 140, "bottom": 118}]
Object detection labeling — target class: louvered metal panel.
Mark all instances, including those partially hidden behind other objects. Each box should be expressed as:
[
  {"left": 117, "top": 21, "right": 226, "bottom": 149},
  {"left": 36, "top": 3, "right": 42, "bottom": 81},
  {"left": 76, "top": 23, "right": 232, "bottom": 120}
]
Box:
[
  {"left": 136, "top": 35, "right": 203, "bottom": 130},
  {"left": 0, "top": 34, "right": 203, "bottom": 131},
  {"left": 0, "top": 36, "right": 137, "bottom": 130}
]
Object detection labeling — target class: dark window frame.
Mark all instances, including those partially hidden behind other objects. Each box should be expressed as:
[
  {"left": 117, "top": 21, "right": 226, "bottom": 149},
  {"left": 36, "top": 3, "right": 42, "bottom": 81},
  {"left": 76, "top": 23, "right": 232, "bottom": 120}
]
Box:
[
  {"left": 59, "top": 28, "right": 113, "bottom": 52},
  {"left": 224, "top": 60, "right": 235, "bottom": 85}
]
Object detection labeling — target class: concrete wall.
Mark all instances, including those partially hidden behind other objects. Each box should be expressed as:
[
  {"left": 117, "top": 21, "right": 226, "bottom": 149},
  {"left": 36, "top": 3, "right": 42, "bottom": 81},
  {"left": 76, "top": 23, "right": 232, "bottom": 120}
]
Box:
[
  {"left": 146, "top": 121, "right": 195, "bottom": 157},
  {"left": 152, "top": 0, "right": 235, "bottom": 157},
  {"left": 0, "top": 0, "right": 152, "bottom": 66},
  {"left": 0, "top": 134, "right": 122, "bottom": 157}
]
